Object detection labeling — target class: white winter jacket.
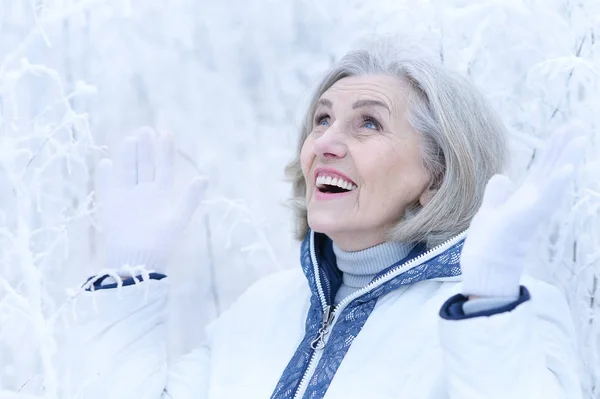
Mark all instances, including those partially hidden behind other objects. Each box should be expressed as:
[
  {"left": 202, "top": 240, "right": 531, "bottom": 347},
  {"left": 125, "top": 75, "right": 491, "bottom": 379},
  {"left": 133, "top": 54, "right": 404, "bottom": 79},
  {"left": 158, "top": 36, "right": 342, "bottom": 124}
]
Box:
[{"left": 58, "top": 231, "right": 581, "bottom": 399}]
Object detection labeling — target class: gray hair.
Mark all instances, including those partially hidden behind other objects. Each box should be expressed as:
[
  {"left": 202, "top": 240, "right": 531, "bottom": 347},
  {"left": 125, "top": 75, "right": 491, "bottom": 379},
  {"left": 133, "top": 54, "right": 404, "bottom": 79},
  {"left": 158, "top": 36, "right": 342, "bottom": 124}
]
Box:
[{"left": 286, "top": 48, "right": 508, "bottom": 248}]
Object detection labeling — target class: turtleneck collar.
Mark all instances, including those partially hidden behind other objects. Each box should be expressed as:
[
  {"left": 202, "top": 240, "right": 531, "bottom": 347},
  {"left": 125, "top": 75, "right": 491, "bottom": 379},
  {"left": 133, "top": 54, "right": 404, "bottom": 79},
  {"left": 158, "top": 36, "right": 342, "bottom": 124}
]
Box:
[{"left": 333, "top": 241, "right": 415, "bottom": 292}]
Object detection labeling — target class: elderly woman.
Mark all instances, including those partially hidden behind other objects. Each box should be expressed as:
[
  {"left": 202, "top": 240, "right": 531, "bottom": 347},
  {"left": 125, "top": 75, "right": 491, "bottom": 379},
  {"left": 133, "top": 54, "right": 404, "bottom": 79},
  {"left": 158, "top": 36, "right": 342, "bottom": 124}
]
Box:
[{"left": 61, "top": 49, "right": 583, "bottom": 399}]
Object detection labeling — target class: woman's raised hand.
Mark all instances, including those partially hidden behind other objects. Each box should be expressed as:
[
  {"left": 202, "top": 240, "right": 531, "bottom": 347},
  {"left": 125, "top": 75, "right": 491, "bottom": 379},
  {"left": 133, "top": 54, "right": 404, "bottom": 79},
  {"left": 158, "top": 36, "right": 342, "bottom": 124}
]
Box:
[
  {"left": 95, "top": 127, "right": 207, "bottom": 274},
  {"left": 460, "top": 129, "right": 586, "bottom": 298}
]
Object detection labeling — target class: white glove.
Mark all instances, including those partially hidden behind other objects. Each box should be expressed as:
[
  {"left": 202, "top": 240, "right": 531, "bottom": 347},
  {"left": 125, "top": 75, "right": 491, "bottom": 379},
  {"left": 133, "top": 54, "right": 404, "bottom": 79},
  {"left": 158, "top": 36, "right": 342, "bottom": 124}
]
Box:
[
  {"left": 460, "top": 129, "right": 585, "bottom": 298},
  {"left": 95, "top": 127, "right": 207, "bottom": 275}
]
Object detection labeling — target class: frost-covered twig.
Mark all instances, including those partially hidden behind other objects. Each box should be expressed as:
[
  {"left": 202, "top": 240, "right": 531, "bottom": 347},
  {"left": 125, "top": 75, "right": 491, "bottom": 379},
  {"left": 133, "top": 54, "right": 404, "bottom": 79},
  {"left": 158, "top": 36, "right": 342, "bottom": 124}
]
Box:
[{"left": 204, "top": 197, "right": 283, "bottom": 271}]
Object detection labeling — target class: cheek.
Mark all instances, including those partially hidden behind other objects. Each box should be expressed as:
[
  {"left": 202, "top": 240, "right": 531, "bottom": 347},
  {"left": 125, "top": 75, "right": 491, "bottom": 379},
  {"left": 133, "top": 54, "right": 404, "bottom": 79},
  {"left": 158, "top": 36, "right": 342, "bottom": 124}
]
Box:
[{"left": 359, "top": 142, "right": 428, "bottom": 203}]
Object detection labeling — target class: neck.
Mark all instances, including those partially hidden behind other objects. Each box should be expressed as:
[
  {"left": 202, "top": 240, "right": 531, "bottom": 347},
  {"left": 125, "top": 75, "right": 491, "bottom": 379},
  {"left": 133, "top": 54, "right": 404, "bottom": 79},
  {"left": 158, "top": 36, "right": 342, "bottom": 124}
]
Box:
[{"left": 332, "top": 240, "right": 414, "bottom": 304}]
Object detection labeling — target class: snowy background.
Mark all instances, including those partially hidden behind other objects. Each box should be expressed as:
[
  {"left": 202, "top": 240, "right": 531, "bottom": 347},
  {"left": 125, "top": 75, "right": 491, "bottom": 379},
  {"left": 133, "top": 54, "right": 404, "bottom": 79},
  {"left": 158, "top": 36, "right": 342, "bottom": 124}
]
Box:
[{"left": 0, "top": 0, "right": 599, "bottom": 397}]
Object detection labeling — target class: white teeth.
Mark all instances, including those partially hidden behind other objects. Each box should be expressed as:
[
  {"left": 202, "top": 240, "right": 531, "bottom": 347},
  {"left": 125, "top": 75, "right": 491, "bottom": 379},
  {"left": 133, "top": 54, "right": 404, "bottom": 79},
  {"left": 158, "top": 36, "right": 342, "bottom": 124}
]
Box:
[{"left": 315, "top": 174, "right": 357, "bottom": 191}]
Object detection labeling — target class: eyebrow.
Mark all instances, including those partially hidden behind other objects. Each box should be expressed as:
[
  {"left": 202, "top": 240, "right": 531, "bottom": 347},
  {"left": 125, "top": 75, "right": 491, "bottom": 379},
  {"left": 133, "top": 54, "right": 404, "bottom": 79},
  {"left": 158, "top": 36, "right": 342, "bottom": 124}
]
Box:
[{"left": 317, "top": 99, "right": 332, "bottom": 108}]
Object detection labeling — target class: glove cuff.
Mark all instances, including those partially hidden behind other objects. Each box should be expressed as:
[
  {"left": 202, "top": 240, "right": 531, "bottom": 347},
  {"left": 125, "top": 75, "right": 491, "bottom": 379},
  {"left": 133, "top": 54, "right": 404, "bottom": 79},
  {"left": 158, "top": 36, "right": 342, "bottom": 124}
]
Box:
[{"left": 461, "top": 261, "right": 522, "bottom": 298}]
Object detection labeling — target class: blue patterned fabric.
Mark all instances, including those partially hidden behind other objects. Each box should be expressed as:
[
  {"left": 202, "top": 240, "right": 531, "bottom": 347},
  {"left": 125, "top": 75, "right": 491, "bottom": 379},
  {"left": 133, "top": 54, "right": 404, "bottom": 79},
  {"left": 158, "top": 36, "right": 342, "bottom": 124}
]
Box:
[
  {"left": 270, "top": 230, "right": 464, "bottom": 399},
  {"left": 270, "top": 233, "right": 337, "bottom": 398}
]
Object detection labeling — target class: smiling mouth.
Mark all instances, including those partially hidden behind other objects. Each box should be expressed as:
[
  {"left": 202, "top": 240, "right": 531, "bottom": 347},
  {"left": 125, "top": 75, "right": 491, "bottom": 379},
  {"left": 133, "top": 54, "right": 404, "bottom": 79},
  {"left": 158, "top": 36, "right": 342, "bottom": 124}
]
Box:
[{"left": 316, "top": 174, "right": 357, "bottom": 194}]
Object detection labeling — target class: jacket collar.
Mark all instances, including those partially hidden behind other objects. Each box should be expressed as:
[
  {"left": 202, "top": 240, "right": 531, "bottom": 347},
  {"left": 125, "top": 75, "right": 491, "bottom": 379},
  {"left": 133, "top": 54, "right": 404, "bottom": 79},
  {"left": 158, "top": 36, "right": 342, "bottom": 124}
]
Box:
[{"left": 299, "top": 229, "right": 465, "bottom": 308}]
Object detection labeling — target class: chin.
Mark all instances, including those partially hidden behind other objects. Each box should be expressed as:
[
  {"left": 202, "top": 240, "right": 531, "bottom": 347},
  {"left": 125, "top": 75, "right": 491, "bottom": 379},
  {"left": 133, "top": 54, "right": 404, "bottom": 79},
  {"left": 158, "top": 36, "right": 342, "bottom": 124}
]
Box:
[{"left": 307, "top": 210, "right": 348, "bottom": 237}]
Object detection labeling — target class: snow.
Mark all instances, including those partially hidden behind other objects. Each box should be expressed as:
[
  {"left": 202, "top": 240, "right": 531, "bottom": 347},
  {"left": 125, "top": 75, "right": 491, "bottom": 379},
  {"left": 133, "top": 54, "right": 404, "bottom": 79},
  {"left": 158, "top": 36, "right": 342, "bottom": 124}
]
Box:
[{"left": 0, "top": 0, "right": 599, "bottom": 397}]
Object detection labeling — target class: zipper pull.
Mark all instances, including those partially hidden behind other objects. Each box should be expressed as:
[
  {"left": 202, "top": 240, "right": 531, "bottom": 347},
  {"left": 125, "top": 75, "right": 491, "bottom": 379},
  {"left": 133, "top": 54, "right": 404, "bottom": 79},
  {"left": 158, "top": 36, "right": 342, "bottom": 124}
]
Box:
[{"left": 310, "top": 305, "right": 335, "bottom": 350}]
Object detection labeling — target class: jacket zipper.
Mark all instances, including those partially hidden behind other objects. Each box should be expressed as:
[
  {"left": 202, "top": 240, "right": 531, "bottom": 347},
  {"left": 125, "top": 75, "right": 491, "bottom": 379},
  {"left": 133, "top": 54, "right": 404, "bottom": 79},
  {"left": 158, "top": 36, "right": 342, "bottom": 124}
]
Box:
[
  {"left": 292, "top": 230, "right": 467, "bottom": 399},
  {"left": 292, "top": 232, "right": 336, "bottom": 399}
]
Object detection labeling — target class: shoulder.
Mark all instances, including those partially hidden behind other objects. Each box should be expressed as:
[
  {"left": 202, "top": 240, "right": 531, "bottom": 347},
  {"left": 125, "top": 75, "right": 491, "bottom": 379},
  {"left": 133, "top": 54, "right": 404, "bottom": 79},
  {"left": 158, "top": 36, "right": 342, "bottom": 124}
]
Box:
[
  {"left": 206, "top": 267, "right": 309, "bottom": 333},
  {"left": 238, "top": 267, "right": 308, "bottom": 306}
]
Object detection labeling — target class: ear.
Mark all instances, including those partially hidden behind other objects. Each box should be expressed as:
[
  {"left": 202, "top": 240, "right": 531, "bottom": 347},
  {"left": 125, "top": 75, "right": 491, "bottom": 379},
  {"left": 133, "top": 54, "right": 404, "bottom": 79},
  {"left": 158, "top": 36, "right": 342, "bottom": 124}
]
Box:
[{"left": 419, "top": 188, "right": 437, "bottom": 206}]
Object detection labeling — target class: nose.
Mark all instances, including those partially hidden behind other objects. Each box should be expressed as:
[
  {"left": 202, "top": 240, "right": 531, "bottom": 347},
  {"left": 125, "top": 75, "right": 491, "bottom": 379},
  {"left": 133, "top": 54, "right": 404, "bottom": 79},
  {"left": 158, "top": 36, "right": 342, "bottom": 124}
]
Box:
[{"left": 313, "top": 123, "right": 347, "bottom": 161}]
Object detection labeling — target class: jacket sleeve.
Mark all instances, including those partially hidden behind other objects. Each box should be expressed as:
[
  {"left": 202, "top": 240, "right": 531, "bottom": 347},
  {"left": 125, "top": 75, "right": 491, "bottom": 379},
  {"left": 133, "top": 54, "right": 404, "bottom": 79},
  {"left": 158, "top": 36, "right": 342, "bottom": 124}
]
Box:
[
  {"left": 437, "top": 278, "right": 581, "bottom": 399},
  {"left": 56, "top": 276, "right": 211, "bottom": 399}
]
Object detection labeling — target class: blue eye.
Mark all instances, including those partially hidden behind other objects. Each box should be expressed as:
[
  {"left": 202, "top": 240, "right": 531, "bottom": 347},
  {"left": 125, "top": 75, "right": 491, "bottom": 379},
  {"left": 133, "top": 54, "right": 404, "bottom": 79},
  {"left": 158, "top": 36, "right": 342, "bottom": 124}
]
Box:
[
  {"left": 364, "top": 121, "right": 376, "bottom": 129},
  {"left": 315, "top": 113, "right": 330, "bottom": 127},
  {"left": 362, "top": 116, "right": 380, "bottom": 130}
]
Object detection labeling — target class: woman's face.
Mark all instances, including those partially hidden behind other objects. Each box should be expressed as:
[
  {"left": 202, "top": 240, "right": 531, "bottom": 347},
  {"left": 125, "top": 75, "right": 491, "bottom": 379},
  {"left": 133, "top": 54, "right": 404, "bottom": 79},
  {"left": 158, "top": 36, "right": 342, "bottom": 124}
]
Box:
[{"left": 300, "top": 75, "right": 433, "bottom": 251}]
